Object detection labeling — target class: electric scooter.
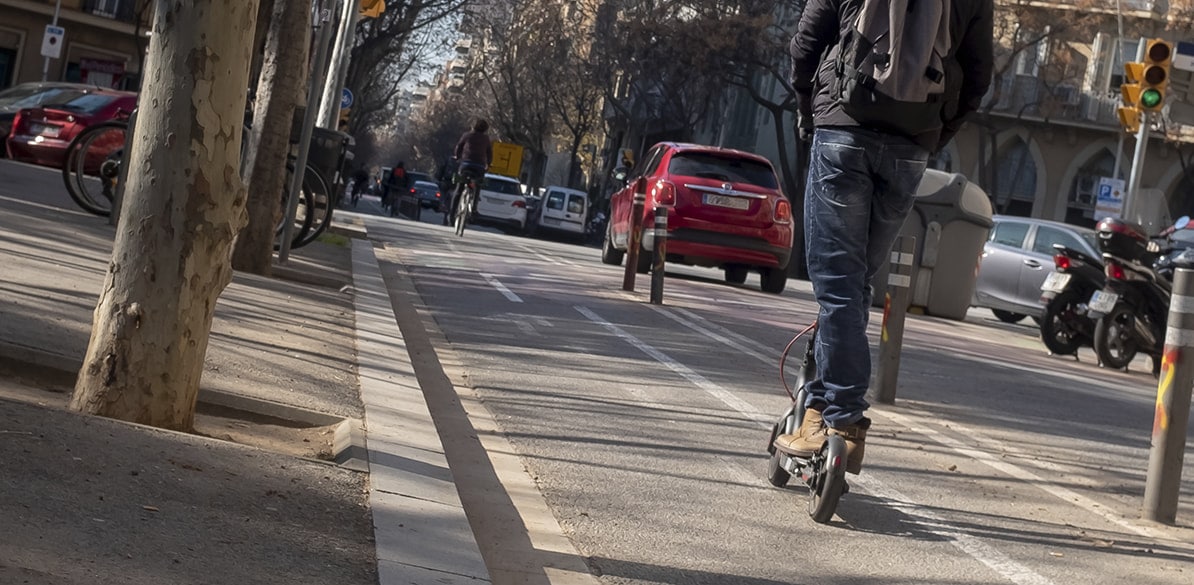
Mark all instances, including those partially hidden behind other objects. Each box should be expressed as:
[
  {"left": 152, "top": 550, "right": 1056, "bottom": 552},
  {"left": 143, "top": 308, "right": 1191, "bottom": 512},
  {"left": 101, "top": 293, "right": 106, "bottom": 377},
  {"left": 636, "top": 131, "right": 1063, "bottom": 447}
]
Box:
[{"left": 765, "top": 323, "right": 849, "bottom": 524}]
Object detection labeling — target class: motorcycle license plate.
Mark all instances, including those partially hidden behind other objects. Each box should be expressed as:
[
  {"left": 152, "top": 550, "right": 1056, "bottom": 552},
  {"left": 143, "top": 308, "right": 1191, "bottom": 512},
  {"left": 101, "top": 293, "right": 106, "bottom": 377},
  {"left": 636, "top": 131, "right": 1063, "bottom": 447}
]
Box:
[
  {"left": 1088, "top": 291, "right": 1118, "bottom": 314},
  {"left": 1041, "top": 271, "right": 1071, "bottom": 293}
]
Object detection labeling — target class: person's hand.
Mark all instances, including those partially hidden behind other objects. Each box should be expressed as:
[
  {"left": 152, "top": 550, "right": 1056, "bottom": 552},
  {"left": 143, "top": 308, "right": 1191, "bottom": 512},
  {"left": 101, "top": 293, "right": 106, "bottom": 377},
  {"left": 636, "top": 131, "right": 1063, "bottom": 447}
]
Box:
[{"left": 798, "top": 126, "right": 814, "bottom": 143}]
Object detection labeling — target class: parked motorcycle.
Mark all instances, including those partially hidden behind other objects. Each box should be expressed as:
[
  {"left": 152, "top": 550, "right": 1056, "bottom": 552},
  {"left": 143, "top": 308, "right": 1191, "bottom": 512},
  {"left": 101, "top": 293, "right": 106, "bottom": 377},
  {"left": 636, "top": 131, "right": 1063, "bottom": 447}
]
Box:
[
  {"left": 1037, "top": 243, "right": 1105, "bottom": 356},
  {"left": 1088, "top": 216, "right": 1192, "bottom": 372}
]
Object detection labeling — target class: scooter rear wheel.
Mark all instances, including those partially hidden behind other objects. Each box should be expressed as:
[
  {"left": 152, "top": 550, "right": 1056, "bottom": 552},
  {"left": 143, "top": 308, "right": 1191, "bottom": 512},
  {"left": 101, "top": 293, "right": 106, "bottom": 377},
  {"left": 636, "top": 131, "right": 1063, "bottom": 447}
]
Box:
[{"left": 807, "top": 435, "right": 848, "bottom": 524}]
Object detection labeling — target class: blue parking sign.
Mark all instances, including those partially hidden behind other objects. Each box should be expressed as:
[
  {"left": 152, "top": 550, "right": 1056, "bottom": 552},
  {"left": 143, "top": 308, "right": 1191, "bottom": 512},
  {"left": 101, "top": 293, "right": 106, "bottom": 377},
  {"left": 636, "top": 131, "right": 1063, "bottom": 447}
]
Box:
[{"left": 340, "top": 88, "right": 353, "bottom": 110}]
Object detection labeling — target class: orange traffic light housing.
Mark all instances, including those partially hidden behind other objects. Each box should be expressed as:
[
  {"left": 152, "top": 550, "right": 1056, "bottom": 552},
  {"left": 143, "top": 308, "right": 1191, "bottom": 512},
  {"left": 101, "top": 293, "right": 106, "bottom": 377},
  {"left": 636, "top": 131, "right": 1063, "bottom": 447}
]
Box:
[{"left": 1140, "top": 38, "right": 1173, "bottom": 112}]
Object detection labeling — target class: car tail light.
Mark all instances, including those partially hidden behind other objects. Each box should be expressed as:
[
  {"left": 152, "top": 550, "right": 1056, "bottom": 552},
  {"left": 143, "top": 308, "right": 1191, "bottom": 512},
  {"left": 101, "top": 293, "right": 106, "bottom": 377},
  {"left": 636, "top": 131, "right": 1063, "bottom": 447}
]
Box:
[
  {"left": 1053, "top": 254, "right": 1071, "bottom": 271},
  {"left": 651, "top": 180, "right": 676, "bottom": 206},
  {"left": 774, "top": 198, "right": 792, "bottom": 224},
  {"left": 512, "top": 199, "right": 526, "bottom": 208},
  {"left": 1106, "top": 261, "right": 1126, "bottom": 281},
  {"left": 435, "top": 192, "right": 441, "bottom": 198},
  {"left": 11, "top": 111, "right": 26, "bottom": 135},
  {"left": 410, "top": 188, "right": 416, "bottom": 193}
]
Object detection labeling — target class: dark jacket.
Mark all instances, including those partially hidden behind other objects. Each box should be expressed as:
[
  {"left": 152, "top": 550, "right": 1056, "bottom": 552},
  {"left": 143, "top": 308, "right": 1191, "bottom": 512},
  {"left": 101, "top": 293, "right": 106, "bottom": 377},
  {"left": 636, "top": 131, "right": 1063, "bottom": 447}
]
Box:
[
  {"left": 454, "top": 131, "right": 493, "bottom": 167},
  {"left": 790, "top": 0, "right": 994, "bottom": 152}
]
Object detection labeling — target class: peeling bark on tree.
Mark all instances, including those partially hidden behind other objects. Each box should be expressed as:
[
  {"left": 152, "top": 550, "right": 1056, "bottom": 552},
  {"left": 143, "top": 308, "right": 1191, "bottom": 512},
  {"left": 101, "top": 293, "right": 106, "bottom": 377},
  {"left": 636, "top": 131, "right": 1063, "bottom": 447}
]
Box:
[
  {"left": 232, "top": 0, "right": 312, "bottom": 275},
  {"left": 70, "top": 0, "right": 260, "bottom": 431}
]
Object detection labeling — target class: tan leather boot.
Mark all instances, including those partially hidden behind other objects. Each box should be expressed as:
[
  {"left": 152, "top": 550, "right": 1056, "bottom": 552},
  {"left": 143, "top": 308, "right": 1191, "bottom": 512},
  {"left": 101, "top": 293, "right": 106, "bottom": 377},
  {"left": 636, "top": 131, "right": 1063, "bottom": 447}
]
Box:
[
  {"left": 827, "top": 418, "right": 870, "bottom": 474},
  {"left": 772, "top": 407, "right": 826, "bottom": 458}
]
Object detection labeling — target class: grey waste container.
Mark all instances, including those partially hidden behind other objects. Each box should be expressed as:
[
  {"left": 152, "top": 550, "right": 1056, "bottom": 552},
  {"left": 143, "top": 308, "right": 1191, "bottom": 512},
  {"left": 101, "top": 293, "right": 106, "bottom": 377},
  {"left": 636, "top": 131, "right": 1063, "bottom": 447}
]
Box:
[{"left": 870, "top": 169, "right": 993, "bottom": 321}]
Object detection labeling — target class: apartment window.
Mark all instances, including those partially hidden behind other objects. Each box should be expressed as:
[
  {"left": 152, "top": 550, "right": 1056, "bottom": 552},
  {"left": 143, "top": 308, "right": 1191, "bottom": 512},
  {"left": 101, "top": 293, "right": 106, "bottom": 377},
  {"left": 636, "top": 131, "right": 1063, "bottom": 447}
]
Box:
[{"left": 85, "top": 0, "right": 136, "bottom": 21}]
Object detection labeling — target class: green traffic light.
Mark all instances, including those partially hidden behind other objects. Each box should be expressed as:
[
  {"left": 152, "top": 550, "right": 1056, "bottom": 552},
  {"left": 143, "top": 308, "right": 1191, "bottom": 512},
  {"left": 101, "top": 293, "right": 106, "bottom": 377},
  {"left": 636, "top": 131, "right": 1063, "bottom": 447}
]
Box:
[{"left": 1142, "top": 88, "right": 1163, "bottom": 108}]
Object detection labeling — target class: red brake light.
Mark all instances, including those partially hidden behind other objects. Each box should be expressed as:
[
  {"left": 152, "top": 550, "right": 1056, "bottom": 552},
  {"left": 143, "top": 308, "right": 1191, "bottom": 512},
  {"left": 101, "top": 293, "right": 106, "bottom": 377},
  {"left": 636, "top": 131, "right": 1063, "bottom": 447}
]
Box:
[
  {"left": 512, "top": 199, "right": 526, "bottom": 208},
  {"left": 774, "top": 198, "right": 792, "bottom": 224},
  {"left": 651, "top": 180, "right": 676, "bottom": 206},
  {"left": 1106, "top": 261, "right": 1126, "bottom": 281},
  {"left": 410, "top": 188, "right": 416, "bottom": 193},
  {"left": 1053, "top": 255, "right": 1071, "bottom": 271},
  {"left": 435, "top": 192, "right": 441, "bottom": 198}
]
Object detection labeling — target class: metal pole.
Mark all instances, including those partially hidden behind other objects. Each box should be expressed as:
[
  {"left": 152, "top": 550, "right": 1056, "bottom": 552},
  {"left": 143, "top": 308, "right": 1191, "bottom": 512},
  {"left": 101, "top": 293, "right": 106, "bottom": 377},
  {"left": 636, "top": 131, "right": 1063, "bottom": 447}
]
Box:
[
  {"left": 649, "top": 206, "right": 668, "bottom": 305},
  {"left": 1122, "top": 38, "right": 1149, "bottom": 222},
  {"left": 1124, "top": 113, "right": 1151, "bottom": 223},
  {"left": 278, "top": 1, "right": 337, "bottom": 264},
  {"left": 1143, "top": 265, "right": 1194, "bottom": 524},
  {"left": 41, "top": 0, "right": 63, "bottom": 81},
  {"left": 622, "top": 188, "right": 646, "bottom": 291},
  {"left": 317, "top": 0, "right": 358, "bottom": 129},
  {"left": 872, "top": 236, "right": 916, "bottom": 405}
]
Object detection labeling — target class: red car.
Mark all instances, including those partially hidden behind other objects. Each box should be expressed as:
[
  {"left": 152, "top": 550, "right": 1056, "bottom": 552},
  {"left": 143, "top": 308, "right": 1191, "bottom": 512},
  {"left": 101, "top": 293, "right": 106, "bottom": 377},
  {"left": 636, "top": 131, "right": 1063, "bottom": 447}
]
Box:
[
  {"left": 602, "top": 142, "right": 794, "bottom": 293},
  {"left": 6, "top": 89, "right": 137, "bottom": 169}
]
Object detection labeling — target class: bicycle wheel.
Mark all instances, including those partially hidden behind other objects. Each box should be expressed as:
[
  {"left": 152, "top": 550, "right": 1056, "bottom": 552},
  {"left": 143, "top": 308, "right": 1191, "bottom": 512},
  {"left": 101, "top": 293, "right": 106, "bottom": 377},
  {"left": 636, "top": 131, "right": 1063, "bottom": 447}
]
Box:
[
  {"left": 454, "top": 187, "right": 471, "bottom": 237},
  {"left": 274, "top": 165, "right": 316, "bottom": 251},
  {"left": 294, "top": 165, "right": 332, "bottom": 248},
  {"left": 62, "top": 121, "right": 128, "bottom": 216}
]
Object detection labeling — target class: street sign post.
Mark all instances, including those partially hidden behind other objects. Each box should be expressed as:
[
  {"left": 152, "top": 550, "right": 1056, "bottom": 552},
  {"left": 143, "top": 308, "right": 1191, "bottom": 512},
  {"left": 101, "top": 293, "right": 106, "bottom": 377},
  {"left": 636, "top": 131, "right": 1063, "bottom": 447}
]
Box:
[
  {"left": 1095, "top": 177, "right": 1125, "bottom": 219},
  {"left": 489, "top": 142, "right": 524, "bottom": 179},
  {"left": 40, "top": 25, "right": 64, "bottom": 59}
]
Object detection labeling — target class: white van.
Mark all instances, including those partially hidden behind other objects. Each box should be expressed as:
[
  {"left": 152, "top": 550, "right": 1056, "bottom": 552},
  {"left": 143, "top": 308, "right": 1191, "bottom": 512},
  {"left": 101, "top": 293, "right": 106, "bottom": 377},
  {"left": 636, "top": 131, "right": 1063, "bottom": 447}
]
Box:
[{"left": 533, "top": 186, "right": 589, "bottom": 236}]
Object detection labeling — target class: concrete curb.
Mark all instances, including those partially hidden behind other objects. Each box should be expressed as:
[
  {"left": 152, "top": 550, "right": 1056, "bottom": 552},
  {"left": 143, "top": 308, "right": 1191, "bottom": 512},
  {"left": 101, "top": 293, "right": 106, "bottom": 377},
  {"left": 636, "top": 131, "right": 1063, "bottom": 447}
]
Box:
[{"left": 351, "top": 238, "right": 491, "bottom": 584}]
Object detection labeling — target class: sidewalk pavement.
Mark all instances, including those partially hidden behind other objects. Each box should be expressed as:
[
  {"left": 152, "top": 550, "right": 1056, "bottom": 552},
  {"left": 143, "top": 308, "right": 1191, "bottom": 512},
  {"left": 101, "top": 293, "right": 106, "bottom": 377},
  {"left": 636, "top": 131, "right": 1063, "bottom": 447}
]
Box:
[{"left": 0, "top": 160, "right": 490, "bottom": 583}]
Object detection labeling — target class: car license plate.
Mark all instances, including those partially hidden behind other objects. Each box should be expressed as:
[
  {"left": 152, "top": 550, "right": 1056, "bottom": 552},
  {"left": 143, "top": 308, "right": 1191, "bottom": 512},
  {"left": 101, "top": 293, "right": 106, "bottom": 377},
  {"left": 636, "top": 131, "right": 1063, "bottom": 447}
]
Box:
[
  {"left": 543, "top": 217, "right": 561, "bottom": 225},
  {"left": 29, "top": 123, "right": 59, "bottom": 138},
  {"left": 1041, "top": 271, "right": 1071, "bottom": 293},
  {"left": 703, "top": 193, "right": 749, "bottom": 210},
  {"left": 1088, "top": 291, "right": 1118, "bottom": 314}
]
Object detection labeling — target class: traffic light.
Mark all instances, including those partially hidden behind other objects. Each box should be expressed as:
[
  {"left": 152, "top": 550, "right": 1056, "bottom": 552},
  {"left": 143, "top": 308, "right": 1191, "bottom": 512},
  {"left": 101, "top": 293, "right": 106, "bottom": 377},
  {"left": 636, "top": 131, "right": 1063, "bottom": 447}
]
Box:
[
  {"left": 1119, "top": 61, "right": 1146, "bottom": 132},
  {"left": 1140, "top": 38, "right": 1173, "bottom": 112}
]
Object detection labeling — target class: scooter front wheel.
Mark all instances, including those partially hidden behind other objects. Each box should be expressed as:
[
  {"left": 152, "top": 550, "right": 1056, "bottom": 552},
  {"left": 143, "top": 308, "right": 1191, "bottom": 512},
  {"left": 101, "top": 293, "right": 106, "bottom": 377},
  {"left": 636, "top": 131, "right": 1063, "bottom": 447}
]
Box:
[{"left": 807, "top": 435, "right": 848, "bottom": 524}]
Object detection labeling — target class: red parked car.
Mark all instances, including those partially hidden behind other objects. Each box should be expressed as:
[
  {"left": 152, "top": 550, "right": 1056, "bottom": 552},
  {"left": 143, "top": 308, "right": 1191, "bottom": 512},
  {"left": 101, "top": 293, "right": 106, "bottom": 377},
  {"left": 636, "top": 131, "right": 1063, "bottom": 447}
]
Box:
[
  {"left": 6, "top": 89, "right": 137, "bottom": 169},
  {"left": 602, "top": 142, "right": 795, "bottom": 293}
]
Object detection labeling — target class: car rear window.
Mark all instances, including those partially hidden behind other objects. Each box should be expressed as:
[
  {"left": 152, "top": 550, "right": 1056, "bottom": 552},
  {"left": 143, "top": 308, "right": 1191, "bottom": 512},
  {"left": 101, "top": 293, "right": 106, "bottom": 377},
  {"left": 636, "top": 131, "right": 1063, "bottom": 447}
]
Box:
[
  {"left": 54, "top": 94, "right": 119, "bottom": 114},
  {"left": 0, "top": 88, "right": 88, "bottom": 110},
  {"left": 667, "top": 152, "right": 777, "bottom": 189},
  {"left": 483, "top": 178, "right": 522, "bottom": 195}
]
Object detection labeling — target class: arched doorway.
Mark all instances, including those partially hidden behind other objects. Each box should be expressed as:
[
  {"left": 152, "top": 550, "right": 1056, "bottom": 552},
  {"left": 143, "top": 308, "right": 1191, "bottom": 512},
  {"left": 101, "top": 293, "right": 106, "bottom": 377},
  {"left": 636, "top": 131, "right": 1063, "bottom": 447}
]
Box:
[
  {"left": 993, "top": 137, "right": 1036, "bottom": 217},
  {"left": 1066, "top": 149, "right": 1122, "bottom": 227}
]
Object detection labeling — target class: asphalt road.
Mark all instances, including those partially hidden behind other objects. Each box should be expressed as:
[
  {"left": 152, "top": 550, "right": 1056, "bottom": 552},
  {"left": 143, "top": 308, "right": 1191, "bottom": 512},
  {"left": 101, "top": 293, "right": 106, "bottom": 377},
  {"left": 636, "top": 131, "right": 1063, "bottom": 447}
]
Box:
[
  {"left": 355, "top": 199, "right": 1194, "bottom": 585},
  {"left": 11, "top": 160, "right": 1192, "bottom": 584}
]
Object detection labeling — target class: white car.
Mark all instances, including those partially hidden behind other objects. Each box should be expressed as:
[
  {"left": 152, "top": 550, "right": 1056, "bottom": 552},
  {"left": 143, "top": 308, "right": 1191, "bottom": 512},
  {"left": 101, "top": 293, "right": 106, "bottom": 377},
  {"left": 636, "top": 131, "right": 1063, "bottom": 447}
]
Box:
[
  {"left": 474, "top": 173, "right": 527, "bottom": 231},
  {"left": 532, "top": 186, "right": 589, "bottom": 236}
]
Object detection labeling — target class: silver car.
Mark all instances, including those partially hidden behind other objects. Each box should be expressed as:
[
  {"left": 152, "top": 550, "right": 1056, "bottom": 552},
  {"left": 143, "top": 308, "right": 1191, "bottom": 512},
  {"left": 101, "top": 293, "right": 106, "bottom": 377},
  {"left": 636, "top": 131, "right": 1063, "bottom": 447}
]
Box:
[{"left": 972, "top": 215, "right": 1101, "bottom": 323}]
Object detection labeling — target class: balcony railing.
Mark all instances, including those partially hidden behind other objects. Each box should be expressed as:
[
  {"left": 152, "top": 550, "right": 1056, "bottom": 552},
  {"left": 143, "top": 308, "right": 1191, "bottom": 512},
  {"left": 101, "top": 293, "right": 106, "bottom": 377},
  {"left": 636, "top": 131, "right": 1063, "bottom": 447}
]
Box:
[
  {"left": 984, "top": 73, "right": 1121, "bottom": 128},
  {"left": 84, "top": 0, "right": 138, "bottom": 23}
]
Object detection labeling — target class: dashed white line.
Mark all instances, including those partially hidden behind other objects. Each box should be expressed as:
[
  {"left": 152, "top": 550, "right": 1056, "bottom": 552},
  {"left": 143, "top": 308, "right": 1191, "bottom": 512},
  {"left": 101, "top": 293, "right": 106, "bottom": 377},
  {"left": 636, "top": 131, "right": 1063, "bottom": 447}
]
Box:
[{"left": 480, "top": 273, "right": 523, "bottom": 303}]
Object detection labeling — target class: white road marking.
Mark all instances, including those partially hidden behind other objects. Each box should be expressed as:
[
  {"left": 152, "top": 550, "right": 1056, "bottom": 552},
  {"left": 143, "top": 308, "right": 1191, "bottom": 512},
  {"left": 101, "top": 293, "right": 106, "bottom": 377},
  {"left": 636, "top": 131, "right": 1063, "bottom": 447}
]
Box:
[
  {"left": 576, "top": 304, "right": 1057, "bottom": 585},
  {"left": 521, "top": 245, "right": 578, "bottom": 267},
  {"left": 514, "top": 319, "right": 535, "bottom": 335},
  {"left": 649, "top": 305, "right": 774, "bottom": 367},
  {"left": 533, "top": 317, "right": 553, "bottom": 328},
  {"left": 885, "top": 410, "right": 1160, "bottom": 540},
  {"left": 480, "top": 273, "right": 523, "bottom": 303}
]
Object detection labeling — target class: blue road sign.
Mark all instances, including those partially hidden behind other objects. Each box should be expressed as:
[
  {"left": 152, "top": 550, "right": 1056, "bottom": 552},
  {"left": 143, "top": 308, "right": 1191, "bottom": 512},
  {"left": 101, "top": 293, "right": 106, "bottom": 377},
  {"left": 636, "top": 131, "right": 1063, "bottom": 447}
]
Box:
[{"left": 341, "top": 88, "right": 353, "bottom": 110}]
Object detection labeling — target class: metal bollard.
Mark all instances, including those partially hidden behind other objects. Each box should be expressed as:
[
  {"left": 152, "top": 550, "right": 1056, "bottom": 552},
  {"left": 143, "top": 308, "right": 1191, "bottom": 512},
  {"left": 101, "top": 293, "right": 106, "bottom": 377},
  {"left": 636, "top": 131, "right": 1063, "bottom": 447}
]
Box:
[
  {"left": 650, "top": 206, "right": 668, "bottom": 305},
  {"left": 1143, "top": 265, "right": 1194, "bottom": 524},
  {"left": 872, "top": 235, "right": 916, "bottom": 405},
  {"left": 622, "top": 188, "right": 646, "bottom": 292}
]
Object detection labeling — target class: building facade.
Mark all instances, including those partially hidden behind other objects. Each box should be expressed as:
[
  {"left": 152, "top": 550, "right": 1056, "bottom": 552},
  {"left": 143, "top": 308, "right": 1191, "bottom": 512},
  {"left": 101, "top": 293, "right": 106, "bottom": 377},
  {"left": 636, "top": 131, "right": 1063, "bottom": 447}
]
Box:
[{"left": 0, "top": 0, "right": 148, "bottom": 90}]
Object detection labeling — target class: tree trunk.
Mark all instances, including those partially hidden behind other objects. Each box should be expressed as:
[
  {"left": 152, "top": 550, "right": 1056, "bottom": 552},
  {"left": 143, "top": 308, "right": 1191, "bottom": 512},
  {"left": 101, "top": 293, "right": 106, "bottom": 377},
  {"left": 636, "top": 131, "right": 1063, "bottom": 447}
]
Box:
[
  {"left": 232, "top": 0, "right": 312, "bottom": 275},
  {"left": 70, "top": 0, "right": 260, "bottom": 431}
]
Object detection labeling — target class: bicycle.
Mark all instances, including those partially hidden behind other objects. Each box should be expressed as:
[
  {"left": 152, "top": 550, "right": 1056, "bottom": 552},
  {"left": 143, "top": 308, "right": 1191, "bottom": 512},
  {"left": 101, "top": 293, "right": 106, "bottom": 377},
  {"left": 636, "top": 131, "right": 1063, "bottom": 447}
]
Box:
[
  {"left": 453, "top": 174, "right": 479, "bottom": 237},
  {"left": 61, "top": 118, "right": 331, "bottom": 250}
]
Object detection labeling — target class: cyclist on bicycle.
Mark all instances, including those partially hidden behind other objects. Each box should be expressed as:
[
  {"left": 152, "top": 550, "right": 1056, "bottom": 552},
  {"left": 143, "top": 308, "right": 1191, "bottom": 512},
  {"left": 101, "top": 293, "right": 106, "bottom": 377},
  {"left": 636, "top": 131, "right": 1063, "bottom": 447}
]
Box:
[{"left": 447, "top": 119, "right": 493, "bottom": 223}]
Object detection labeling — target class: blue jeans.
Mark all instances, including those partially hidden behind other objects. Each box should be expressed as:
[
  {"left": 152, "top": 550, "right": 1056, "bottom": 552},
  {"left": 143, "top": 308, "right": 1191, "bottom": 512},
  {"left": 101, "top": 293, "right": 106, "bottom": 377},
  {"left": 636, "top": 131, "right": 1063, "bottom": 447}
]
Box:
[{"left": 803, "top": 127, "right": 929, "bottom": 428}]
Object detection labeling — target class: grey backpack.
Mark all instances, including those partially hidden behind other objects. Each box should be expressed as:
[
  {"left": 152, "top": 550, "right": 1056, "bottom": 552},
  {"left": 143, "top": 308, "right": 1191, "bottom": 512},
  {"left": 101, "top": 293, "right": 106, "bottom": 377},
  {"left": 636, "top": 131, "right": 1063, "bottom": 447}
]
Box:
[{"left": 834, "top": 0, "right": 952, "bottom": 137}]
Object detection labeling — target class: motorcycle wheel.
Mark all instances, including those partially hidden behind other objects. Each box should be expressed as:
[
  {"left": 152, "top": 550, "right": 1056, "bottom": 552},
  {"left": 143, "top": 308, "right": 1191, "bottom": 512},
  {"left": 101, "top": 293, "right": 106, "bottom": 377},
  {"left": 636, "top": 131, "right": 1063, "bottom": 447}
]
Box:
[
  {"left": 1094, "top": 302, "right": 1140, "bottom": 370},
  {"left": 1040, "top": 290, "right": 1086, "bottom": 356}
]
